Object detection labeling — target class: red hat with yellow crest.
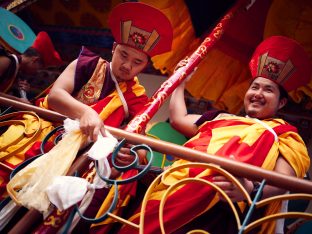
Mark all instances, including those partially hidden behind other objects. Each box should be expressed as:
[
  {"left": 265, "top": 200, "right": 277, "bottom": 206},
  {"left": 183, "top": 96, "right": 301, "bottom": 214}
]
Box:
[
  {"left": 108, "top": 2, "right": 173, "bottom": 58},
  {"left": 249, "top": 36, "right": 311, "bottom": 92}
]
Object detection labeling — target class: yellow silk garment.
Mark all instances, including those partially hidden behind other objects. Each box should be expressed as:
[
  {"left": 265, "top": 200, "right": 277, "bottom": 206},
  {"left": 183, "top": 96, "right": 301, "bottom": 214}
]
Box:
[{"left": 7, "top": 128, "right": 88, "bottom": 213}]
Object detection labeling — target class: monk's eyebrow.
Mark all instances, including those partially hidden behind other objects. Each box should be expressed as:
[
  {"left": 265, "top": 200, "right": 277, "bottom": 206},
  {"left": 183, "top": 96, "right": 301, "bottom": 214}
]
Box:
[
  {"left": 264, "top": 84, "right": 277, "bottom": 90},
  {"left": 120, "top": 50, "right": 128, "bottom": 56}
]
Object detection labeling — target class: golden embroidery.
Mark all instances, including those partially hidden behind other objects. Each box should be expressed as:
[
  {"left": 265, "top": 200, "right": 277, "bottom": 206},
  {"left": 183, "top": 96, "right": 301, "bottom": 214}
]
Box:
[
  {"left": 257, "top": 53, "right": 295, "bottom": 84},
  {"left": 85, "top": 167, "right": 96, "bottom": 183},
  {"left": 75, "top": 58, "right": 107, "bottom": 105},
  {"left": 121, "top": 20, "right": 160, "bottom": 53},
  {"left": 44, "top": 215, "right": 63, "bottom": 227}
]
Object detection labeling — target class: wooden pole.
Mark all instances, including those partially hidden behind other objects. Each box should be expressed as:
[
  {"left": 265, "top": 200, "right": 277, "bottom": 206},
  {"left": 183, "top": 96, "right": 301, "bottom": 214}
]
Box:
[
  {"left": 106, "top": 126, "right": 312, "bottom": 194},
  {"left": 1, "top": 95, "right": 311, "bottom": 194},
  {"left": 0, "top": 93, "right": 66, "bottom": 123}
]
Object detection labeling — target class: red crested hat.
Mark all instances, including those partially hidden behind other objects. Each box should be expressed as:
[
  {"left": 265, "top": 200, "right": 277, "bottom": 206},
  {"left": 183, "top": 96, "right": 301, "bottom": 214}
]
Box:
[
  {"left": 31, "top": 31, "right": 63, "bottom": 67},
  {"left": 108, "top": 2, "right": 173, "bottom": 58},
  {"left": 249, "top": 36, "right": 311, "bottom": 92}
]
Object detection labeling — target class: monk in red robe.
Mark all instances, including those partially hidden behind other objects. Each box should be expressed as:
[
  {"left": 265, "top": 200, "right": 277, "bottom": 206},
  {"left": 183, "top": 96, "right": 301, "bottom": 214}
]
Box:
[
  {"left": 33, "top": 2, "right": 173, "bottom": 233},
  {"left": 118, "top": 36, "right": 311, "bottom": 234}
]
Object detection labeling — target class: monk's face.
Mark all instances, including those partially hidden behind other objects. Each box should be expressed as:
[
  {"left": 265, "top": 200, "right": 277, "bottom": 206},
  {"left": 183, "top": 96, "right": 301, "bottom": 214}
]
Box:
[
  {"left": 111, "top": 43, "right": 148, "bottom": 82},
  {"left": 244, "top": 77, "right": 287, "bottom": 119},
  {"left": 20, "top": 55, "right": 43, "bottom": 75}
]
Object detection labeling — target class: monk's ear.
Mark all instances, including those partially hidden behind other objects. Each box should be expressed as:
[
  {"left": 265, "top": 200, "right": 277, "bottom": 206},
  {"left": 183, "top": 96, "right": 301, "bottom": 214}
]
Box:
[
  {"left": 278, "top": 97, "right": 287, "bottom": 110},
  {"left": 112, "top": 42, "right": 117, "bottom": 54}
]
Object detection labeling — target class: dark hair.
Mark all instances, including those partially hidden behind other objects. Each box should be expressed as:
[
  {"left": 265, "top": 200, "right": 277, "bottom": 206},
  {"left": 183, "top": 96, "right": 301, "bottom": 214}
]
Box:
[
  {"left": 23, "top": 47, "right": 41, "bottom": 57},
  {"left": 23, "top": 47, "right": 44, "bottom": 66},
  {"left": 278, "top": 85, "right": 289, "bottom": 101}
]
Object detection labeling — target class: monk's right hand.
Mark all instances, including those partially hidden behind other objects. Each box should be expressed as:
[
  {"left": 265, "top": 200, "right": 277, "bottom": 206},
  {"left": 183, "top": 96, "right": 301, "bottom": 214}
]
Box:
[
  {"left": 79, "top": 108, "right": 106, "bottom": 142},
  {"left": 174, "top": 56, "right": 189, "bottom": 73},
  {"left": 174, "top": 56, "right": 196, "bottom": 82}
]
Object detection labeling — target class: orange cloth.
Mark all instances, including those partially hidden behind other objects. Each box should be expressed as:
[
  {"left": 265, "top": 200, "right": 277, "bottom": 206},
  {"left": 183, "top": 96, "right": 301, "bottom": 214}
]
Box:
[
  {"left": 264, "top": 0, "right": 312, "bottom": 107},
  {"left": 143, "top": 0, "right": 271, "bottom": 114},
  {"left": 141, "top": 0, "right": 201, "bottom": 74}
]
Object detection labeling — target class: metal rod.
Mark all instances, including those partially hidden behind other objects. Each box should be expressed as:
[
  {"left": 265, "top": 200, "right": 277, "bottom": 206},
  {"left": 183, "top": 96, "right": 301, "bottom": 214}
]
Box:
[
  {"left": 106, "top": 125, "right": 312, "bottom": 194},
  {"left": 0, "top": 93, "right": 66, "bottom": 123},
  {"left": 1, "top": 95, "right": 311, "bottom": 193}
]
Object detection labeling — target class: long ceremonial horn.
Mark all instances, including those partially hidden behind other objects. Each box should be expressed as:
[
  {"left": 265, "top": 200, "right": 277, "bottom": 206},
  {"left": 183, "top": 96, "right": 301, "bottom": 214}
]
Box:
[{"left": 125, "top": 0, "right": 251, "bottom": 133}]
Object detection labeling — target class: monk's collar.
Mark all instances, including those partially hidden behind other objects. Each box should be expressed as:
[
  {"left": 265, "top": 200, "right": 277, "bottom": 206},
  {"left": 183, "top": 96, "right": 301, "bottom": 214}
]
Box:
[{"left": 109, "top": 63, "right": 117, "bottom": 82}]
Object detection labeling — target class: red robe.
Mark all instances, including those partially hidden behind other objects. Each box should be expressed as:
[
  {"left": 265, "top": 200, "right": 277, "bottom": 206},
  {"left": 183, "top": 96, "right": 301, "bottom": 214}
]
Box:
[
  {"left": 26, "top": 47, "right": 149, "bottom": 233},
  {"left": 118, "top": 114, "right": 309, "bottom": 233}
]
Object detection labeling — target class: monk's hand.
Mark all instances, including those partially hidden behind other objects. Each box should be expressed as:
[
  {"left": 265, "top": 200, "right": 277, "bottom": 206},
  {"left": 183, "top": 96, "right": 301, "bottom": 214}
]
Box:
[
  {"left": 213, "top": 176, "right": 253, "bottom": 202},
  {"left": 115, "top": 145, "right": 147, "bottom": 166},
  {"left": 18, "top": 79, "right": 31, "bottom": 92},
  {"left": 79, "top": 108, "right": 106, "bottom": 142},
  {"left": 174, "top": 56, "right": 189, "bottom": 72},
  {"left": 115, "top": 145, "right": 135, "bottom": 166},
  {"left": 174, "top": 56, "right": 197, "bottom": 82}
]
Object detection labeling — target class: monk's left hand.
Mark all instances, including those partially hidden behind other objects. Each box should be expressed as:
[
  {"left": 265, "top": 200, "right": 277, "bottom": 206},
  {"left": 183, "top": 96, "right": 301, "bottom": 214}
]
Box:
[
  {"left": 213, "top": 175, "right": 253, "bottom": 202},
  {"left": 114, "top": 144, "right": 147, "bottom": 166},
  {"left": 115, "top": 146, "right": 135, "bottom": 166}
]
